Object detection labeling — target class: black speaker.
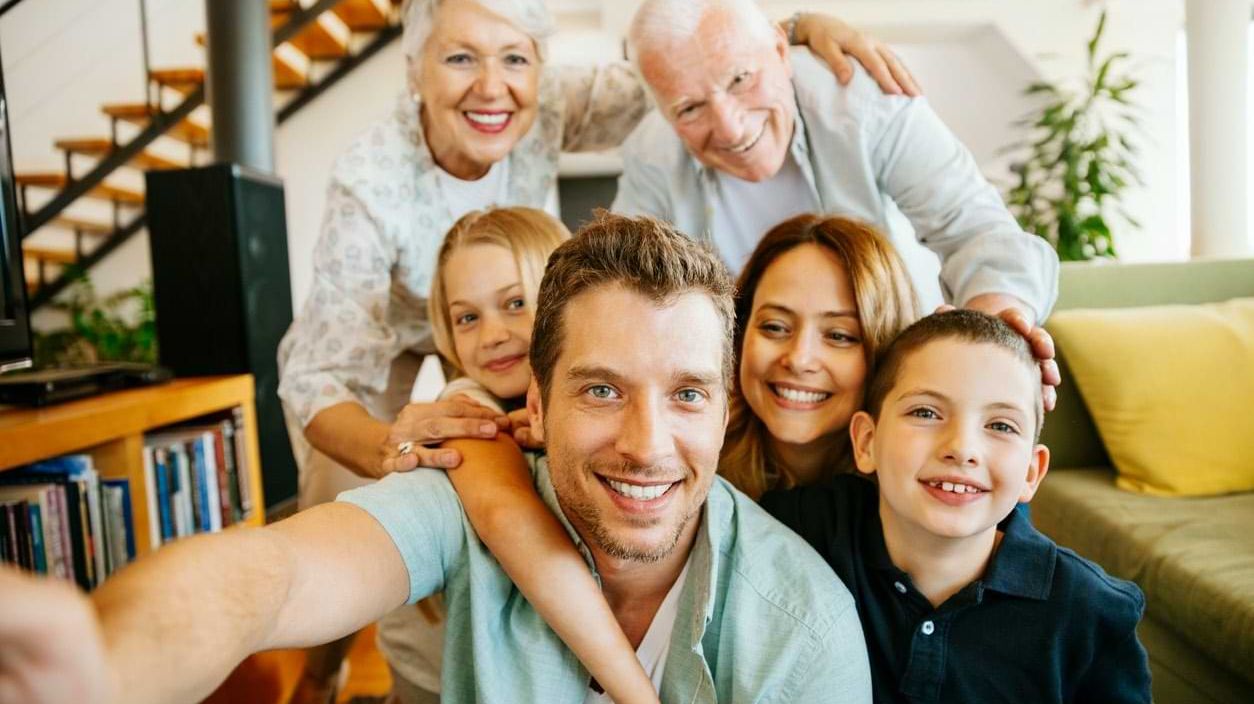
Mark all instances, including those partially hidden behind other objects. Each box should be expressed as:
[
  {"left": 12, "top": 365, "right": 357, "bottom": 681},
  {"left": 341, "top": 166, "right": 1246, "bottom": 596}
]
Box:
[{"left": 146, "top": 163, "right": 296, "bottom": 511}]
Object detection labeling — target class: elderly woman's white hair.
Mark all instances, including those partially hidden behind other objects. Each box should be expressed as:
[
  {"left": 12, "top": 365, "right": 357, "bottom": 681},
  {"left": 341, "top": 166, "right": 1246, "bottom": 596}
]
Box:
[
  {"left": 401, "top": 0, "right": 556, "bottom": 63},
  {"left": 628, "top": 0, "right": 777, "bottom": 66}
]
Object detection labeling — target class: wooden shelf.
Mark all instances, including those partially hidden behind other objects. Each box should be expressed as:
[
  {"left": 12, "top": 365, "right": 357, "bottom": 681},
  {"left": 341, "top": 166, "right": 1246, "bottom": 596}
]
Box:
[{"left": 0, "top": 375, "right": 266, "bottom": 556}]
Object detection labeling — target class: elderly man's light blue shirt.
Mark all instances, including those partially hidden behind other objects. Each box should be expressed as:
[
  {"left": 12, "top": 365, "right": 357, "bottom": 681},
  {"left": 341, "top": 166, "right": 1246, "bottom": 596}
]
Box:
[
  {"left": 338, "top": 458, "right": 871, "bottom": 703},
  {"left": 614, "top": 48, "right": 1060, "bottom": 322}
]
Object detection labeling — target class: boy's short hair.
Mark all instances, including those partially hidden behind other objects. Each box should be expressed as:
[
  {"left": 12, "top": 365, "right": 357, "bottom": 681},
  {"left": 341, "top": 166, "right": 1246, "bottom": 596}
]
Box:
[
  {"left": 529, "top": 211, "right": 735, "bottom": 402},
  {"left": 863, "top": 310, "right": 1044, "bottom": 440}
]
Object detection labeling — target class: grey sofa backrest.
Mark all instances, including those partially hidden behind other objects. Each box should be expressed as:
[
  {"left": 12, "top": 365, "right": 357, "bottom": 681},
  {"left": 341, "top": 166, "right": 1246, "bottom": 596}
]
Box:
[{"left": 1042, "top": 257, "right": 1254, "bottom": 469}]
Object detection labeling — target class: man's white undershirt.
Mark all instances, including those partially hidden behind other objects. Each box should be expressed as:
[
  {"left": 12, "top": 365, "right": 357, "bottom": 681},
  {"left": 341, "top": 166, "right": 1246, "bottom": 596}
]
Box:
[
  {"left": 708, "top": 150, "right": 821, "bottom": 275},
  {"left": 435, "top": 157, "right": 511, "bottom": 215},
  {"left": 582, "top": 558, "right": 693, "bottom": 704}
]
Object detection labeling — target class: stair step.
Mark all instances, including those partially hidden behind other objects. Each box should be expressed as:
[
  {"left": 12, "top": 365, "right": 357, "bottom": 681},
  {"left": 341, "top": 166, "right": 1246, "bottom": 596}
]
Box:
[
  {"left": 271, "top": 7, "right": 351, "bottom": 59},
  {"left": 50, "top": 216, "right": 113, "bottom": 236},
  {"left": 149, "top": 67, "right": 206, "bottom": 95},
  {"left": 22, "top": 246, "right": 78, "bottom": 266},
  {"left": 333, "top": 0, "right": 391, "bottom": 30},
  {"left": 15, "top": 172, "right": 144, "bottom": 205},
  {"left": 101, "top": 103, "right": 210, "bottom": 147},
  {"left": 54, "top": 137, "right": 181, "bottom": 171},
  {"left": 193, "top": 36, "right": 310, "bottom": 89}
]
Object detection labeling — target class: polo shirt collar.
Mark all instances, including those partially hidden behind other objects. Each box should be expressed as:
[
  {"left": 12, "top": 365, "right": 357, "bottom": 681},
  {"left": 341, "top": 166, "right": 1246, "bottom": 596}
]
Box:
[
  {"left": 981, "top": 506, "right": 1057, "bottom": 601},
  {"left": 863, "top": 497, "right": 1056, "bottom": 602},
  {"left": 533, "top": 456, "right": 725, "bottom": 635}
]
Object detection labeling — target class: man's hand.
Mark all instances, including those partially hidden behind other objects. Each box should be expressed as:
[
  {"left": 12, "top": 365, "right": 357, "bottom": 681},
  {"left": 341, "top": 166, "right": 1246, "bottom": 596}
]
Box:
[
  {"left": 506, "top": 408, "right": 545, "bottom": 451},
  {"left": 794, "top": 13, "right": 921, "bottom": 97},
  {"left": 0, "top": 567, "right": 111, "bottom": 704},
  {"left": 951, "top": 293, "right": 1061, "bottom": 412},
  {"left": 380, "top": 399, "right": 509, "bottom": 475}
]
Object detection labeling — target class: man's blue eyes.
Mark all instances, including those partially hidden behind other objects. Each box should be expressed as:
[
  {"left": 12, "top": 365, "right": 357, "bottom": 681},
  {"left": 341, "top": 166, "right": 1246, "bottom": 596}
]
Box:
[{"left": 584, "top": 387, "right": 704, "bottom": 403}]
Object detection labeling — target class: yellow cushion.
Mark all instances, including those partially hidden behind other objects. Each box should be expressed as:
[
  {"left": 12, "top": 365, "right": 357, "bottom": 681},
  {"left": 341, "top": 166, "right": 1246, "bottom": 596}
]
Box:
[{"left": 1047, "top": 298, "right": 1254, "bottom": 496}]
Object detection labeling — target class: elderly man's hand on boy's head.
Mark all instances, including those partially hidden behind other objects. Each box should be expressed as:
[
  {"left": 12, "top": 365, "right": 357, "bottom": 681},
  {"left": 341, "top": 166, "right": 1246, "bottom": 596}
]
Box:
[
  {"left": 940, "top": 294, "right": 1062, "bottom": 412},
  {"left": 381, "top": 400, "right": 510, "bottom": 475},
  {"left": 0, "top": 566, "right": 111, "bottom": 704}
]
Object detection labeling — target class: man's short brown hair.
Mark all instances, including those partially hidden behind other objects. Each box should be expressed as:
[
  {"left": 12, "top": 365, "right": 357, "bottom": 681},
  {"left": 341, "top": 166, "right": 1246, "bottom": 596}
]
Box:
[
  {"left": 863, "top": 309, "right": 1044, "bottom": 440},
  {"left": 529, "top": 212, "right": 736, "bottom": 401}
]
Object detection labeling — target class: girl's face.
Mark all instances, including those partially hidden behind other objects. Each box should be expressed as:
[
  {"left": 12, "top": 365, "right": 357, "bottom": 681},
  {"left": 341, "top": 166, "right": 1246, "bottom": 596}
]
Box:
[
  {"left": 443, "top": 243, "right": 534, "bottom": 399},
  {"left": 738, "top": 243, "right": 868, "bottom": 452}
]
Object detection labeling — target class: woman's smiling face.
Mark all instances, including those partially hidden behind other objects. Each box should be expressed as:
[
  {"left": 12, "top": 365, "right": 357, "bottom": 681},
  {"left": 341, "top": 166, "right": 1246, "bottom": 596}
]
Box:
[
  {"left": 738, "top": 243, "right": 868, "bottom": 451},
  {"left": 414, "top": 0, "right": 541, "bottom": 180}
]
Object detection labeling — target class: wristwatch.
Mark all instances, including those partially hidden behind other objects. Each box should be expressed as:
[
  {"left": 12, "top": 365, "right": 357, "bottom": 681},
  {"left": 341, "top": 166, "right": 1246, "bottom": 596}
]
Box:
[{"left": 784, "top": 12, "right": 804, "bottom": 44}]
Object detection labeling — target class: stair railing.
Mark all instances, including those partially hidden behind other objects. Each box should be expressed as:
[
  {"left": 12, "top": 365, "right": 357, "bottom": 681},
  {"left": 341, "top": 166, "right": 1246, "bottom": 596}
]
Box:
[{"left": 1, "top": 0, "right": 396, "bottom": 309}]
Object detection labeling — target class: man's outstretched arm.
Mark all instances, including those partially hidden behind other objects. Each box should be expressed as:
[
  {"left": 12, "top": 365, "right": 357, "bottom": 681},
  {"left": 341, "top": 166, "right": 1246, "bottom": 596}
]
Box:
[{"left": 3, "top": 502, "right": 410, "bottom": 704}]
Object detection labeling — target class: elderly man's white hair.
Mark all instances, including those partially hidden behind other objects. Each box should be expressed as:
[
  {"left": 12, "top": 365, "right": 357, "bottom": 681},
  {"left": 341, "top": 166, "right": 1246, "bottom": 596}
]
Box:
[
  {"left": 400, "top": 0, "right": 555, "bottom": 63},
  {"left": 628, "top": 0, "right": 778, "bottom": 65}
]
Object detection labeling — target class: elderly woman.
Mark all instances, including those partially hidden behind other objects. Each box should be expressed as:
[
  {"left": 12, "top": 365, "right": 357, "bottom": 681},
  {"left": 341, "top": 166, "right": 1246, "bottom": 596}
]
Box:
[{"left": 277, "top": 0, "right": 916, "bottom": 701}]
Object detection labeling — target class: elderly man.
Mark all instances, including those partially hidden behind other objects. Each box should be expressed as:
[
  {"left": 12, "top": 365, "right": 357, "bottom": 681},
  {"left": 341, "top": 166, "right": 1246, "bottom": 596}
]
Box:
[
  {"left": 0, "top": 215, "right": 870, "bottom": 704},
  {"left": 615, "top": 0, "right": 1060, "bottom": 330}
]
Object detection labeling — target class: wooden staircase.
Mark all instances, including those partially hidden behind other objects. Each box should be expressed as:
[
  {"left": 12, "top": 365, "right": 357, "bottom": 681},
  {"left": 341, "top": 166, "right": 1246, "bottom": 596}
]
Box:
[{"left": 16, "top": 0, "right": 402, "bottom": 309}]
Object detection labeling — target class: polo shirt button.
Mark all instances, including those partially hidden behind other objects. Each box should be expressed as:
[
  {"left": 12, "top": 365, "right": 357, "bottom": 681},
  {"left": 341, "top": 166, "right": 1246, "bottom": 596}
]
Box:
[
  {"left": 921, "top": 620, "right": 935, "bottom": 636},
  {"left": 894, "top": 581, "right": 907, "bottom": 594}
]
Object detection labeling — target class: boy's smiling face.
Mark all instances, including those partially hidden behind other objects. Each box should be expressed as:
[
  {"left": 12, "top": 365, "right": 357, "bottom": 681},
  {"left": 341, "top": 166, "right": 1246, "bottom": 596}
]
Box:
[{"left": 851, "top": 339, "right": 1049, "bottom": 542}]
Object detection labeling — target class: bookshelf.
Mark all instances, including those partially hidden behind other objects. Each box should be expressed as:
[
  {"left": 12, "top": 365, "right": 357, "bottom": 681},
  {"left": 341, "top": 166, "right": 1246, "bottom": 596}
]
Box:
[{"left": 0, "top": 375, "right": 265, "bottom": 558}]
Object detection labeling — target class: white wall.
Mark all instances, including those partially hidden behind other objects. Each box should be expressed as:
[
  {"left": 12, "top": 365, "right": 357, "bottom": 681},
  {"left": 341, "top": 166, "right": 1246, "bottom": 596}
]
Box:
[{"left": 3, "top": 0, "right": 1199, "bottom": 328}]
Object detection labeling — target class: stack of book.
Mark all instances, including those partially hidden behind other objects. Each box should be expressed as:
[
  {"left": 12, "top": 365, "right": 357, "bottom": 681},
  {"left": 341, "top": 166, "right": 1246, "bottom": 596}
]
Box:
[
  {"left": 144, "top": 408, "right": 254, "bottom": 548},
  {"left": 0, "top": 455, "right": 133, "bottom": 589}
]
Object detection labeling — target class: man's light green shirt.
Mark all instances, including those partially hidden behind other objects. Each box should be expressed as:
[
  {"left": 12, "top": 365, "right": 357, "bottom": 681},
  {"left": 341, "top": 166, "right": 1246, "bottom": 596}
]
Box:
[{"left": 339, "top": 458, "right": 871, "bottom": 703}]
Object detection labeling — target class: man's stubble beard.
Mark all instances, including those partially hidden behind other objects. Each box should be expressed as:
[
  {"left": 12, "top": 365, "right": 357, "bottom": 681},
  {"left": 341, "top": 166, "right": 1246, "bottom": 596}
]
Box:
[{"left": 551, "top": 457, "right": 706, "bottom": 565}]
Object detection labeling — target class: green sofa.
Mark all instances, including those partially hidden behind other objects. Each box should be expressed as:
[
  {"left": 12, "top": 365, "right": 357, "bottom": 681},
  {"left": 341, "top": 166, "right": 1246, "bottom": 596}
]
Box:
[{"left": 1034, "top": 258, "right": 1254, "bottom": 704}]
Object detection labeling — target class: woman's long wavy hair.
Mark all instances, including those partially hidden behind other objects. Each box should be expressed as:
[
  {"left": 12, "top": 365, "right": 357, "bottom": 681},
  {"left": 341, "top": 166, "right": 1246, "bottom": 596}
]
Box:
[{"left": 719, "top": 214, "right": 919, "bottom": 499}]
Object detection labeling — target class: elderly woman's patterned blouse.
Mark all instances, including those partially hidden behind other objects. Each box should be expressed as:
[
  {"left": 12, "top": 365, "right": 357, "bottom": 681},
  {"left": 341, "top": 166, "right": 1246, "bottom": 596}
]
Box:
[{"left": 278, "top": 64, "right": 649, "bottom": 428}]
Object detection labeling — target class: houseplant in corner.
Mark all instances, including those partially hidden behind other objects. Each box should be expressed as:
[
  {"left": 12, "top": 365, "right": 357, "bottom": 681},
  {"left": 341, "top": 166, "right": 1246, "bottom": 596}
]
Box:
[
  {"left": 1002, "top": 9, "right": 1142, "bottom": 261},
  {"left": 32, "top": 275, "right": 157, "bottom": 367}
]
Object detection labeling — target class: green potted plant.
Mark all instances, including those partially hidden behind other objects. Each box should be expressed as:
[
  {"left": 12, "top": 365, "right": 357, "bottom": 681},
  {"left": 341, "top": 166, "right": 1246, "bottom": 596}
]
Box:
[
  {"left": 32, "top": 274, "right": 158, "bottom": 367},
  {"left": 1002, "top": 9, "right": 1142, "bottom": 261}
]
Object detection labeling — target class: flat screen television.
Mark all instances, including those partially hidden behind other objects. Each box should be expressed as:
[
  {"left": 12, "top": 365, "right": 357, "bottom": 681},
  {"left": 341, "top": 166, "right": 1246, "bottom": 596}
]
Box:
[{"left": 0, "top": 65, "right": 33, "bottom": 374}]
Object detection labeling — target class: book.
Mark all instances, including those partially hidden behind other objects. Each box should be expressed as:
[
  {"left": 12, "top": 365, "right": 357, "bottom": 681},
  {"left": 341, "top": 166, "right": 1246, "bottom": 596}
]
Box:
[
  {"left": 153, "top": 447, "right": 173, "bottom": 543},
  {"left": 210, "top": 428, "right": 232, "bottom": 528},
  {"left": 142, "top": 447, "right": 161, "bottom": 550},
  {"left": 184, "top": 439, "right": 205, "bottom": 534},
  {"left": 102, "top": 478, "right": 135, "bottom": 563},
  {"left": 198, "top": 433, "right": 222, "bottom": 533},
  {"left": 231, "top": 407, "right": 253, "bottom": 518},
  {"left": 100, "top": 480, "right": 133, "bottom": 575}
]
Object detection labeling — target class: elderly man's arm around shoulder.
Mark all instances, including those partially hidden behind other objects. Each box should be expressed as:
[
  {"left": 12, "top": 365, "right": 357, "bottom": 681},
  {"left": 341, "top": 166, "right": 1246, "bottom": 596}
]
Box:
[{"left": 2, "top": 501, "right": 411, "bottom": 704}]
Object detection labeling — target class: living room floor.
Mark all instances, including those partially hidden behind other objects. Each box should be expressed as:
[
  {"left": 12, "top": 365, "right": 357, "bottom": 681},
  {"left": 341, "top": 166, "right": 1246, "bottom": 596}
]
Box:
[{"left": 204, "top": 624, "right": 392, "bottom": 703}]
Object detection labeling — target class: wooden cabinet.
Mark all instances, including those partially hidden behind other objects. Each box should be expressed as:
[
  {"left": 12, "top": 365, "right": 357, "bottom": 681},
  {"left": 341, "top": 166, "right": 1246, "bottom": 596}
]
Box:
[{"left": 0, "top": 375, "right": 265, "bottom": 557}]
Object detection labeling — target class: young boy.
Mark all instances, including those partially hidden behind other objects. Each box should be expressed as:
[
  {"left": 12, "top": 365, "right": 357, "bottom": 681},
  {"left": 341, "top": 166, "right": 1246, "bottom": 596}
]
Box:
[{"left": 761, "top": 309, "right": 1152, "bottom": 703}]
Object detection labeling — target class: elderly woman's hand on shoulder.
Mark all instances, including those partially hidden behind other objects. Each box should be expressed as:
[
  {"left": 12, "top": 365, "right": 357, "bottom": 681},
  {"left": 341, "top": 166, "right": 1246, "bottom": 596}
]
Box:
[{"left": 380, "top": 397, "right": 510, "bottom": 474}]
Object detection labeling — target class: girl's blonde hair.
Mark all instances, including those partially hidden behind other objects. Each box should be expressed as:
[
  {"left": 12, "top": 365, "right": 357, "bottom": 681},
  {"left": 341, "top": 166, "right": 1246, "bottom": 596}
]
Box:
[
  {"left": 718, "top": 214, "right": 920, "bottom": 499},
  {"left": 428, "top": 207, "right": 571, "bottom": 375}
]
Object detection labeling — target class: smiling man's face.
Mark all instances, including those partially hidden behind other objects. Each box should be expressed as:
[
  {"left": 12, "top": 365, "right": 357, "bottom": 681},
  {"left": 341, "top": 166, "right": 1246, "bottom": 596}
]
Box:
[
  {"left": 637, "top": 7, "right": 796, "bottom": 182},
  {"left": 528, "top": 284, "right": 729, "bottom": 564}
]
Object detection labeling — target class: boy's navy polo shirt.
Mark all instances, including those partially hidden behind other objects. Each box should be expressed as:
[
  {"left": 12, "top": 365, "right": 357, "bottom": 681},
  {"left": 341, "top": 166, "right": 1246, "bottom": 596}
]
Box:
[{"left": 761, "top": 474, "right": 1152, "bottom": 703}]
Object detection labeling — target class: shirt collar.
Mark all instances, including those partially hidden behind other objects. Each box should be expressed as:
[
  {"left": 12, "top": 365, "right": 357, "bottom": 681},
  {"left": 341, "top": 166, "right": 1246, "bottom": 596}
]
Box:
[
  {"left": 863, "top": 495, "right": 1057, "bottom": 602},
  {"left": 981, "top": 506, "right": 1057, "bottom": 601},
  {"left": 532, "top": 457, "right": 726, "bottom": 646}
]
